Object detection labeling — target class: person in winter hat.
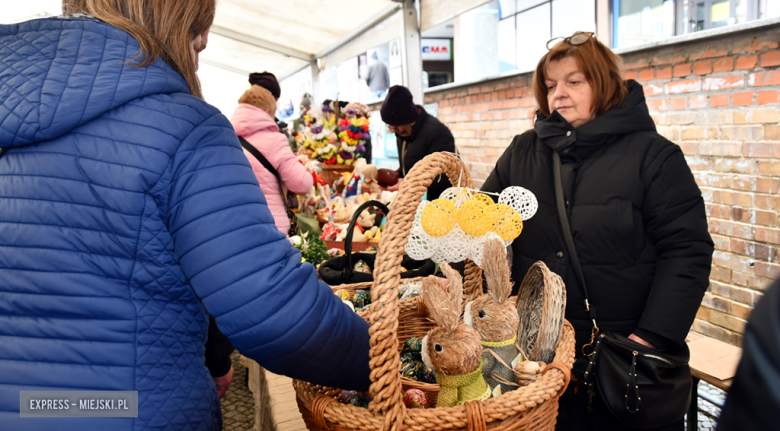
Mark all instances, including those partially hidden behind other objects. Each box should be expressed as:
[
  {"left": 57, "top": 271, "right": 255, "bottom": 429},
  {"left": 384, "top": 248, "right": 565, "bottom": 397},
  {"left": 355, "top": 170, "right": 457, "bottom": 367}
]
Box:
[
  {"left": 249, "top": 71, "right": 281, "bottom": 100},
  {"left": 0, "top": 1, "right": 371, "bottom": 430},
  {"left": 481, "top": 32, "right": 713, "bottom": 431},
  {"left": 232, "top": 85, "right": 312, "bottom": 236},
  {"left": 249, "top": 71, "right": 290, "bottom": 137},
  {"left": 380, "top": 85, "right": 455, "bottom": 199}
]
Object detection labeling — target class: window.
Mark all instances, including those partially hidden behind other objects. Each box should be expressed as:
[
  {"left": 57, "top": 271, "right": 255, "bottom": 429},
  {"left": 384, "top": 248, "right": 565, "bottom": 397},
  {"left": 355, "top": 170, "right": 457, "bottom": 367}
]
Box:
[
  {"left": 552, "top": 0, "right": 597, "bottom": 41},
  {"left": 688, "top": 0, "right": 757, "bottom": 30},
  {"left": 613, "top": 0, "right": 675, "bottom": 49},
  {"left": 497, "top": 0, "right": 596, "bottom": 73},
  {"left": 498, "top": 17, "right": 517, "bottom": 72},
  {"left": 613, "top": 0, "right": 773, "bottom": 49},
  {"left": 515, "top": 4, "right": 551, "bottom": 72},
  {"left": 759, "top": 0, "right": 780, "bottom": 18}
]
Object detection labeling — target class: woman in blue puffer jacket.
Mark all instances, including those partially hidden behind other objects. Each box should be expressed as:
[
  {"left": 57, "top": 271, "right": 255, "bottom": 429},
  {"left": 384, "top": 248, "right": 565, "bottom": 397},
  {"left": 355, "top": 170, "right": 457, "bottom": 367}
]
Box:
[{"left": 0, "top": 1, "right": 371, "bottom": 430}]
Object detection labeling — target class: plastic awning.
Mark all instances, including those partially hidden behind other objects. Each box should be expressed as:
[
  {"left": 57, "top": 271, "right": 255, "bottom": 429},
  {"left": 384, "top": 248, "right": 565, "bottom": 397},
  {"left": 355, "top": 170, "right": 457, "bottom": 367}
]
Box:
[{"left": 203, "top": 0, "right": 400, "bottom": 78}]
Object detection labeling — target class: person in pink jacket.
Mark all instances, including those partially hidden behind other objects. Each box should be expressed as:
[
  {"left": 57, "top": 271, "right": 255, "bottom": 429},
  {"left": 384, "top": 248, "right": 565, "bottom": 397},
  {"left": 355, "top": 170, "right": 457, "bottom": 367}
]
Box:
[{"left": 231, "top": 85, "right": 313, "bottom": 236}]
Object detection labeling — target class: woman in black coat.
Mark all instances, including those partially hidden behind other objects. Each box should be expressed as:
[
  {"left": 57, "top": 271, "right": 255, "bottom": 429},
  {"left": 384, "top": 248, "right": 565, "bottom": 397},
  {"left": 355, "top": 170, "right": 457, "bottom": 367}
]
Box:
[{"left": 481, "top": 33, "right": 714, "bottom": 430}]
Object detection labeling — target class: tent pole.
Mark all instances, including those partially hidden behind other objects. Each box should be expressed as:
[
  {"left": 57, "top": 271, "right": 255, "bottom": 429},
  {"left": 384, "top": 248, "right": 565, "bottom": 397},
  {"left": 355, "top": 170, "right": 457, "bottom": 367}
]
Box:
[{"left": 400, "top": 0, "right": 424, "bottom": 105}]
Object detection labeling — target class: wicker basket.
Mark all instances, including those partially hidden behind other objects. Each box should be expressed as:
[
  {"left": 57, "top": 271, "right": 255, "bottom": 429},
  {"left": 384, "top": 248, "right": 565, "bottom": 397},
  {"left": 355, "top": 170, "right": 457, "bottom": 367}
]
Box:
[
  {"left": 321, "top": 164, "right": 354, "bottom": 186},
  {"left": 294, "top": 152, "right": 575, "bottom": 431},
  {"left": 517, "top": 262, "right": 567, "bottom": 364}
]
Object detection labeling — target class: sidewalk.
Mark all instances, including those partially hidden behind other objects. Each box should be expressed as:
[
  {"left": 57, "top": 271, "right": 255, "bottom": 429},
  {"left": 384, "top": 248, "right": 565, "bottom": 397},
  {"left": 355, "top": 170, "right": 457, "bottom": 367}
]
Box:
[{"left": 221, "top": 352, "right": 255, "bottom": 431}]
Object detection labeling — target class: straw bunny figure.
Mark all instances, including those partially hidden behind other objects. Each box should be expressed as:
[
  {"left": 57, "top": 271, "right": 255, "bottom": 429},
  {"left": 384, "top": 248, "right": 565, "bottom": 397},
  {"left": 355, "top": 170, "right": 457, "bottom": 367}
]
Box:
[
  {"left": 464, "top": 238, "right": 523, "bottom": 395},
  {"left": 421, "top": 265, "right": 491, "bottom": 408}
]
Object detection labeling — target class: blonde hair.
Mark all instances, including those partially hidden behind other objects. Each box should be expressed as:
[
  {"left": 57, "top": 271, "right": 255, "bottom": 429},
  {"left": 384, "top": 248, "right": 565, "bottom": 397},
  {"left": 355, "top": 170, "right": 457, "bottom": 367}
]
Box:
[
  {"left": 62, "top": 0, "right": 216, "bottom": 99},
  {"left": 239, "top": 86, "right": 278, "bottom": 117}
]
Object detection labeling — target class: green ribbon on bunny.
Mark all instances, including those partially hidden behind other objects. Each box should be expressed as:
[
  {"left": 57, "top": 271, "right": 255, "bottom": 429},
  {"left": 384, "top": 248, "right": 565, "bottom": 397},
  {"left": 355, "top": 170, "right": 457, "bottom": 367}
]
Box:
[{"left": 436, "top": 360, "right": 492, "bottom": 408}]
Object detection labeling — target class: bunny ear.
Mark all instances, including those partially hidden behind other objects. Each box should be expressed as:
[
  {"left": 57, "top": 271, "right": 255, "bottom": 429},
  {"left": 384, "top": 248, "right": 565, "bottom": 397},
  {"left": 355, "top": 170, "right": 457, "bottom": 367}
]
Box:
[
  {"left": 483, "top": 238, "right": 513, "bottom": 304},
  {"left": 439, "top": 262, "right": 464, "bottom": 299},
  {"left": 423, "top": 267, "right": 462, "bottom": 334},
  {"left": 422, "top": 276, "right": 444, "bottom": 325}
]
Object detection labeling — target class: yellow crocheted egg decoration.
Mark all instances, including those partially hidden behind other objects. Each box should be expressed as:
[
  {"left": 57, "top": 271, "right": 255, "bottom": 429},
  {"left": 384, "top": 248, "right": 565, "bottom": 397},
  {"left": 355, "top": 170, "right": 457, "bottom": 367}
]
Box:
[
  {"left": 473, "top": 193, "right": 494, "bottom": 206},
  {"left": 421, "top": 199, "right": 457, "bottom": 237},
  {"left": 491, "top": 204, "right": 523, "bottom": 241},
  {"left": 458, "top": 199, "right": 493, "bottom": 236}
]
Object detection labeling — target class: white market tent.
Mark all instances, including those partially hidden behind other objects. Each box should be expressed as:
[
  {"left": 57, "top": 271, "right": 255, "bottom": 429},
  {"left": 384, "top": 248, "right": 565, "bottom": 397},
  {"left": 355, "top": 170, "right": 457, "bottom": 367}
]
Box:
[
  {"left": 205, "top": 0, "right": 399, "bottom": 78},
  {"left": 1, "top": 0, "right": 493, "bottom": 114}
]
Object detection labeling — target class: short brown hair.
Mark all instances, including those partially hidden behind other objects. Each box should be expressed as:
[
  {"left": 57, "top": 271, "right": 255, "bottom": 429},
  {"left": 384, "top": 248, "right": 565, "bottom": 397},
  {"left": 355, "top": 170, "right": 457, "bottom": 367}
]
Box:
[
  {"left": 62, "top": 0, "right": 216, "bottom": 99},
  {"left": 239, "top": 86, "right": 277, "bottom": 117},
  {"left": 533, "top": 35, "right": 627, "bottom": 118}
]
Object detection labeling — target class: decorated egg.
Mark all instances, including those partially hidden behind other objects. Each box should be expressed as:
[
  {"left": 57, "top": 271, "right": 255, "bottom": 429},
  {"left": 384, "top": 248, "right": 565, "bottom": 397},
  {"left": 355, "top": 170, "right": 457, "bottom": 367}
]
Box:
[
  {"left": 400, "top": 353, "right": 418, "bottom": 367},
  {"left": 420, "top": 199, "right": 457, "bottom": 237},
  {"left": 353, "top": 260, "right": 372, "bottom": 274},
  {"left": 473, "top": 193, "right": 494, "bottom": 206},
  {"left": 339, "top": 390, "right": 359, "bottom": 403},
  {"left": 491, "top": 204, "right": 524, "bottom": 241},
  {"left": 403, "top": 389, "right": 430, "bottom": 409},
  {"left": 347, "top": 394, "right": 370, "bottom": 408},
  {"left": 339, "top": 390, "right": 371, "bottom": 408},
  {"left": 423, "top": 368, "right": 437, "bottom": 384},
  {"left": 498, "top": 186, "right": 539, "bottom": 221},
  {"left": 439, "top": 187, "right": 469, "bottom": 209},
  {"left": 352, "top": 290, "right": 371, "bottom": 309},
  {"left": 401, "top": 360, "right": 426, "bottom": 381},
  {"left": 401, "top": 337, "right": 423, "bottom": 357},
  {"left": 458, "top": 199, "right": 493, "bottom": 236}
]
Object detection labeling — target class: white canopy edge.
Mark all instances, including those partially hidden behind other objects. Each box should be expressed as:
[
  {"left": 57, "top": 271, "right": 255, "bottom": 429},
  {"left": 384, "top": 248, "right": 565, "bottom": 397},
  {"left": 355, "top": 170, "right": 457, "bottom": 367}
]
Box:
[
  {"left": 320, "top": 10, "right": 403, "bottom": 72},
  {"left": 280, "top": 1, "right": 402, "bottom": 81},
  {"left": 209, "top": 25, "right": 314, "bottom": 61},
  {"left": 420, "top": 0, "right": 493, "bottom": 32}
]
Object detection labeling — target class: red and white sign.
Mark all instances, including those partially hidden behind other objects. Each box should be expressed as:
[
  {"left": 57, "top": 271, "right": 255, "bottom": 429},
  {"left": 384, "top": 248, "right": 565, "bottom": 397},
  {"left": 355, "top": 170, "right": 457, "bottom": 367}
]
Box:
[{"left": 421, "top": 39, "right": 452, "bottom": 61}]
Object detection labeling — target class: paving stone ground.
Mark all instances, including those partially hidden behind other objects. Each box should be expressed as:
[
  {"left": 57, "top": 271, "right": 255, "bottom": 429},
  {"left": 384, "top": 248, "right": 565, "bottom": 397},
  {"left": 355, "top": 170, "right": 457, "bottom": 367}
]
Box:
[
  {"left": 691, "top": 381, "right": 725, "bottom": 431},
  {"left": 221, "top": 351, "right": 255, "bottom": 431}
]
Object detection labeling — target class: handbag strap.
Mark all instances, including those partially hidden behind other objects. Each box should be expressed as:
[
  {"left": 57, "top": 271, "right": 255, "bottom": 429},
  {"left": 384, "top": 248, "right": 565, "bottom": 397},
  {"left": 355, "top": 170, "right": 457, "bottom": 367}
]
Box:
[
  {"left": 342, "top": 200, "right": 389, "bottom": 282},
  {"left": 552, "top": 151, "right": 599, "bottom": 338},
  {"left": 239, "top": 136, "right": 290, "bottom": 213}
]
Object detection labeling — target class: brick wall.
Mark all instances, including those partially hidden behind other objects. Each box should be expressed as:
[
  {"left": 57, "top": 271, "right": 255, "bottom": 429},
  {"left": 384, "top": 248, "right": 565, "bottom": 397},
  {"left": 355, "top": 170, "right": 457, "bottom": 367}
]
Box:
[{"left": 424, "top": 24, "right": 780, "bottom": 347}]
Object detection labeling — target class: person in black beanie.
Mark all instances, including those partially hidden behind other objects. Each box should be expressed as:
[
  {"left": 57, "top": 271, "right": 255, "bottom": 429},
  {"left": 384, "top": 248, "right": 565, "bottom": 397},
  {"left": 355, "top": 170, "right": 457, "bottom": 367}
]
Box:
[
  {"left": 380, "top": 85, "right": 455, "bottom": 199},
  {"left": 249, "top": 71, "right": 281, "bottom": 99},
  {"left": 249, "top": 71, "right": 289, "bottom": 138}
]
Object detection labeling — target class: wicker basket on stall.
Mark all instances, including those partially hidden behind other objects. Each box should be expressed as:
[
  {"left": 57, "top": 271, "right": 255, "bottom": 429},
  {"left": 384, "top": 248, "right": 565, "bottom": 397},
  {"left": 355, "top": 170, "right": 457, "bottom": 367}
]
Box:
[
  {"left": 321, "top": 164, "right": 354, "bottom": 187},
  {"left": 294, "top": 152, "right": 576, "bottom": 431}
]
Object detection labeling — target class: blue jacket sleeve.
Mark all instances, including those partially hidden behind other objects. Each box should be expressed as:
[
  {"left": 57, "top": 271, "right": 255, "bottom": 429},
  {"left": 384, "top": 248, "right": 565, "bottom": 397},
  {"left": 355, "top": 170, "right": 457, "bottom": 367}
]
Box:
[{"left": 164, "top": 113, "right": 371, "bottom": 391}]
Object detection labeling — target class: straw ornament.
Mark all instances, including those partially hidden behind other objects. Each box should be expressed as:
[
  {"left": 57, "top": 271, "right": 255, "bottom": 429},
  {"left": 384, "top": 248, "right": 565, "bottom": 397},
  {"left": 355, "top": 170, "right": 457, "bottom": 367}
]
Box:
[
  {"left": 467, "top": 232, "right": 504, "bottom": 268},
  {"left": 423, "top": 267, "right": 462, "bottom": 335}
]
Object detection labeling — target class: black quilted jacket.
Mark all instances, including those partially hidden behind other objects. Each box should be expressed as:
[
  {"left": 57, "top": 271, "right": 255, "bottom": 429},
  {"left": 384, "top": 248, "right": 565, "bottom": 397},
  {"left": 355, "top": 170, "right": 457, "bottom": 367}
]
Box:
[
  {"left": 482, "top": 81, "right": 713, "bottom": 367},
  {"left": 395, "top": 106, "right": 456, "bottom": 200}
]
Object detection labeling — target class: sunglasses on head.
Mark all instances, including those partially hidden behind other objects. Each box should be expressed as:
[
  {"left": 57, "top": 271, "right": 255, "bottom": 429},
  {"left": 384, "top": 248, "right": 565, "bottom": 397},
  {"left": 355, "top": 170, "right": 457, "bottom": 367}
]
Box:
[{"left": 546, "top": 31, "right": 595, "bottom": 50}]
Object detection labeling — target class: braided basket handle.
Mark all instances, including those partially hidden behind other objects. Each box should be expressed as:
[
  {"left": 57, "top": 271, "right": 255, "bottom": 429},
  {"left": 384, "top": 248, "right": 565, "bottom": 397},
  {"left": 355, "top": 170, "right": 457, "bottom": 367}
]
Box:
[{"left": 367, "top": 152, "right": 481, "bottom": 426}]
